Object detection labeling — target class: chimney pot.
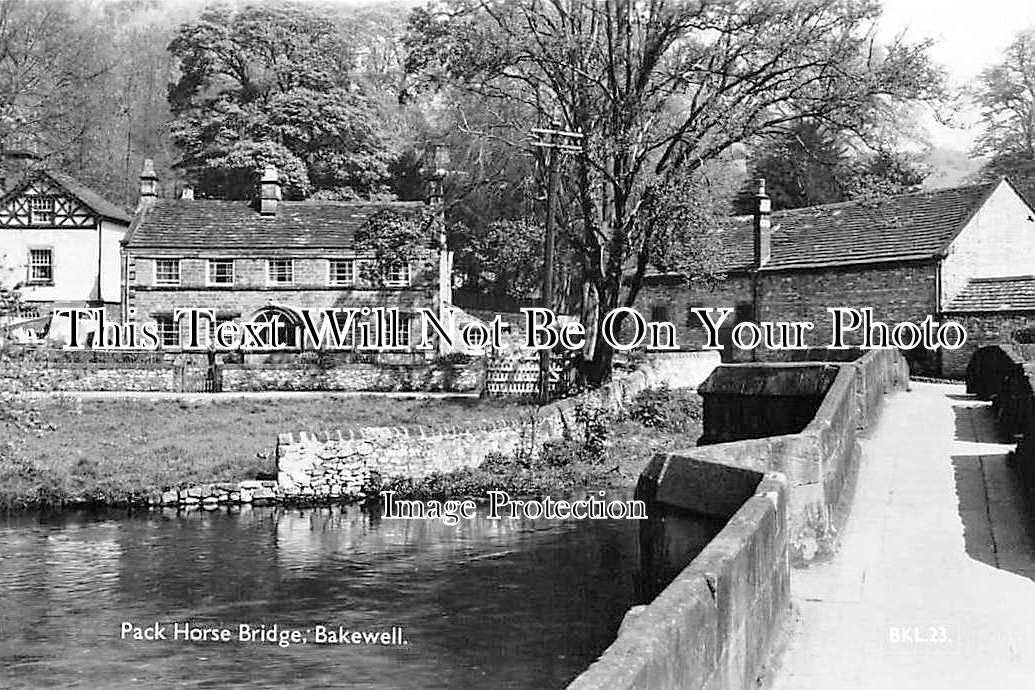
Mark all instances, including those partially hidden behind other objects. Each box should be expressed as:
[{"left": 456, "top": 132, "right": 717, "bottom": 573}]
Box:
[
  {"left": 180, "top": 186, "right": 194, "bottom": 200},
  {"left": 259, "top": 164, "right": 281, "bottom": 216},
  {"left": 753, "top": 177, "right": 771, "bottom": 268}
]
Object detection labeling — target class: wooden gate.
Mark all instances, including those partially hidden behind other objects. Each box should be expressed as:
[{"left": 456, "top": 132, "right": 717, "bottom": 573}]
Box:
[
  {"left": 484, "top": 355, "right": 573, "bottom": 398},
  {"left": 177, "top": 356, "right": 221, "bottom": 393}
]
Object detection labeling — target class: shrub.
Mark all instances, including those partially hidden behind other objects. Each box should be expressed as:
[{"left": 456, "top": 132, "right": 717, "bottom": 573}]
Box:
[
  {"left": 538, "top": 438, "right": 587, "bottom": 468},
  {"left": 573, "top": 400, "right": 611, "bottom": 461},
  {"left": 628, "top": 383, "right": 702, "bottom": 431},
  {"left": 366, "top": 461, "right": 613, "bottom": 502},
  {"left": 433, "top": 352, "right": 474, "bottom": 366}
]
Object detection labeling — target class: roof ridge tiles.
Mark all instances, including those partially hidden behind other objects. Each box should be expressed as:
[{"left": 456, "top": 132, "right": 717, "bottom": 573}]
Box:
[{"left": 968, "top": 275, "right": 1035, "bottom": 283}]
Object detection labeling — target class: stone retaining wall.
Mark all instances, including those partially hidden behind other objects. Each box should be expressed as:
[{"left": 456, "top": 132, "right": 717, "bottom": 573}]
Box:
[
  {"left": 276, "top": 421, "right": 528, "bottom": 500},
  {"left": 568, "top": 471, "right": 790, "bottom": 690},
  {"left": 0, "top": 358, "right": 482, "bottom": 394},
  {"left": 139, "top": 351, "right": 722, "bottom": 509},
  {"left": 155, "top": 480, "right": 281, "bottom": 508},
  {"left": 273, "top": 351, "right": 722, "bottom": 500},
  {"left": 1, "top": 362, "right": 180, "bottom": 392},
  {"left": 643, "top": 350, "right": 724, "bottom": 389},
  {"left": 220, "top": 362, "right": 483, "bottom": 393}
]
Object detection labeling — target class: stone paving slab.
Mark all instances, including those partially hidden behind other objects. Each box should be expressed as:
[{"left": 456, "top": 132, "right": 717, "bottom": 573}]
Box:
[{"left": 771, "top": 382, "right": 1035, "bottom": 690}]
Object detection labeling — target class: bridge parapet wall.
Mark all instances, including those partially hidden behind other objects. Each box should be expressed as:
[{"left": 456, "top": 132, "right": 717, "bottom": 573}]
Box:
[
  {"left": 648, "top": 348, "right": 908, "bottom": 563},
  {"left": 568, "top": 471, "right": 790, "bottom": 690},
  {"left": 568, "top": 349, "right": 908, "bottom": 690},
  {"left": 968, "top": 344, "right": 1035, "bottom": 502},
  {"left": 966, "top": 344, "right": 1035, "bottom": 435}
]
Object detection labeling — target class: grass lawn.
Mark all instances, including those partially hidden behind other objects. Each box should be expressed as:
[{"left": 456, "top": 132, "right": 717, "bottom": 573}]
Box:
[
  {"left": 2, "top": 388, "right": 703, "bottom": 510},
  {"left": 1, "top": 395, "right": 534, "bottom": 510},
  {"left": 373, "top": 389, "right": 704, "bottom": 500},
  {"left": 605, "top": 418, "right": 702, "bottom": 486}
]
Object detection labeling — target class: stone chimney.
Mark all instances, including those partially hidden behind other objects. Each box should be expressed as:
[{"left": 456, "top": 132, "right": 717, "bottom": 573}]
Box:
[
  {"left": 180, "top": 186, "right": 194, "bottom": 200},
  {"left": 137, "top": 159, "right": 159, "bottom": 211},
  {"left": 423, "top": 144, "right": 450, "bottom": 207},
  {"left": 421, "top": 144, "right": 453, "bottom": 354},
  {"left": 259, "top": 164, "right": 281, "bottom": 216},
  {"left": 753, "top": 178, "right": 772, "bottom": 268}
]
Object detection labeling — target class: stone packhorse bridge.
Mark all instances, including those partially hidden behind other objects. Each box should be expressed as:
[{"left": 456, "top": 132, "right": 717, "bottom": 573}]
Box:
[{"left": 570, "top": 346, "right": 1035, "bottom": 690}]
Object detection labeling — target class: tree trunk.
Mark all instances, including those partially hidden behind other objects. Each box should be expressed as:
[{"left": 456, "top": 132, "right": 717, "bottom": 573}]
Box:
[
  {"left": 582, "top": 336, "right": 615, "bottom": 387},
  {"left": 581, "top": 291, "right": 628, "bottom": 387}
]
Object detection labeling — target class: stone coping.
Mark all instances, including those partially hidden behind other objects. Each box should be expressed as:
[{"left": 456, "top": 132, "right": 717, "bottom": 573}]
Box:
[
  {"left": 570, "top": 350, "right": 907, "bottom": 689},
  {"left": 276, "top": 418, "right": 527, "bottom": 446},
  {"left": 567, "top": 470, "right": 790, "bottom": 690}
]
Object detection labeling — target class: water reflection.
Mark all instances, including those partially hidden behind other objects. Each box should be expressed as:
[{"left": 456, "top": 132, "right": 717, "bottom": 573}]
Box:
[
  {"left": 1, "top": 499, "right": 721, "bottom": 689},
  {"left": 1, "top": 501, "right": 666, "bottom": 689}
]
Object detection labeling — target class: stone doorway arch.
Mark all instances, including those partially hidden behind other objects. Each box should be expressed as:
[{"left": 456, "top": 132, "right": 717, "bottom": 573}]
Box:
[{"left": 249, "top": 305, "right": 303, "bottom": 349}]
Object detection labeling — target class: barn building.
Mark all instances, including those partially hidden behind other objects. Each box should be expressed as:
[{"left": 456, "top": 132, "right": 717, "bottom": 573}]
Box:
[{"left": 640, "top": 177, "right": 1035, "bottom": 376}]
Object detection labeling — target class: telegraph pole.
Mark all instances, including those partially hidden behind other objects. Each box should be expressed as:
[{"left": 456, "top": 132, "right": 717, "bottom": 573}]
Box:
[{"left": 531, "top": 118, "right": 582, "bottom": 404}]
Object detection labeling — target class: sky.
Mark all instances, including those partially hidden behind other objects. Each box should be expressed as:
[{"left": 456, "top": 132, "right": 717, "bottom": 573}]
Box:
[{"left": 879, "top": 0, "right": 1035, "bottom": 150}]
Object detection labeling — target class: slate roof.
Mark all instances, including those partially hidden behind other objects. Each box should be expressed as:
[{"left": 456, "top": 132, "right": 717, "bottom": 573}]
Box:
[
  {"left": 1, "top": 169, "right": 132, "bottom": 224},
  {"left": 45, "top": 171, "right": 132, "bottom": 224},
  {"left": 945, "top": 276, "right": 1035, "bottom": 312},
  {"left": 654, "top": 180, "right": 1012, "bottom": 274},
  {"left": 125, "top": 199, "right": 427, "bottom": 250},
  {"left": 1016, "top": 182, "right": 1035, "bottom": 210}
]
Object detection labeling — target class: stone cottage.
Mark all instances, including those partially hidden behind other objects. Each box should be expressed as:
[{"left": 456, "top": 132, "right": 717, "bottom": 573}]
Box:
[
  {"left": 640, "top": 177, "right": 1035, "bottom": 376},
  {"left": 121, "top": 162, "right": 452, "bottom": 353},
  {"left": 0, "top": 150, "right": 131, "bottom": 321}
]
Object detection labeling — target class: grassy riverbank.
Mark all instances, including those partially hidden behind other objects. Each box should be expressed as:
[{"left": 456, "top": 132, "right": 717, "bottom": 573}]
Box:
[
  {"left": 0, "top": 394, "right": 532, "bottom": 511},
  {"left": 374, "top": 385, "right": 703, "bottom": 500},
  {"left": 1, "top": 386, "right": 702, "bottom": 511}
]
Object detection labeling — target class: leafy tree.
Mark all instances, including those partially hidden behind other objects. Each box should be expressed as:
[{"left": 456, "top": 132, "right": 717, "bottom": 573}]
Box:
[
  {"left": 736, "top": 120, "right": 929, "bottom": 212},
  {"left": 0, "top": 253, "right": 22, "bottom": 319},
  {"left": 0, "top": 1, "right": 115, "bottom": 161},
  {"left": 405, "top": 0, "right": 944, "bottom": 384},
  {"left": 167, "top": 2, "right": 396, "bottom": 200},
  {"left": 355, "top": 208, "right": 439, "bottom": 288},
  {"left": 392, "top": 93, "right": 567, "bottom": 305},
  {"left": 971, "top": 29, "right": 1035, "bottom": 187},
  {"left": 840, "top": 149, "right": 929, "bottom": 199},
  {"left": 456, "top": 218, "right": 554, "bottom": 302},
  {"left": 740, "top": 122, "right": 847, "bottom": 210}
]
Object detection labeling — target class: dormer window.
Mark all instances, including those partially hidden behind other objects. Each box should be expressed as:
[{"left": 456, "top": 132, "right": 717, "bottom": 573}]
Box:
[{"left": 30, "top": 196, "right": 55, "bottom": 225}]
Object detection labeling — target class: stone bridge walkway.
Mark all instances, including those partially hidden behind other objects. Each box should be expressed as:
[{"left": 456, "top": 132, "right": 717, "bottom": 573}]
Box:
[{"left": 771, "top": 382, "right": 1035, "bottom": 690}]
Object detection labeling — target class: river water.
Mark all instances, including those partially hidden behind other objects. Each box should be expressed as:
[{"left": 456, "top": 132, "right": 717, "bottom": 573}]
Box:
[{"left": 0, "top": 501, "right": 720, "bottom": 689}]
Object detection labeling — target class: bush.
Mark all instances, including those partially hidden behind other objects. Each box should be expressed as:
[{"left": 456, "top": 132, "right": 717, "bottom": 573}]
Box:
[
  {"left": 538, "top": 438, "right": 588, "bottom": 468},
  {"left": 433, "top": 352, "right": 474, "bottom": 366},
  {"left": 367, "top": 461, "right": 613, "bottom": 502},
  {"left": 573, "top": 400, "right": 610, "bottom": 461},
  {"left": 628, "top": 383, "right": 702, "bottom": 431},
  {"left": 365, "top": 413, "right": 619, "bottom": 502}
]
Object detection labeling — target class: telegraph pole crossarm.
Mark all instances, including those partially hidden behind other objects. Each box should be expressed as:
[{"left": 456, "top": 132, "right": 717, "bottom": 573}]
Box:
[{"left": 531, "top": 118, "right": 582, "bottom": 404}]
